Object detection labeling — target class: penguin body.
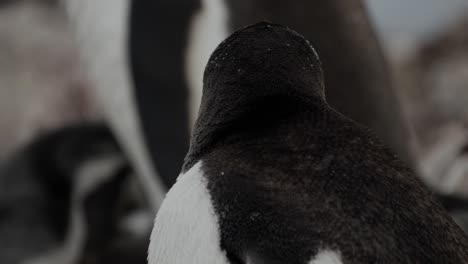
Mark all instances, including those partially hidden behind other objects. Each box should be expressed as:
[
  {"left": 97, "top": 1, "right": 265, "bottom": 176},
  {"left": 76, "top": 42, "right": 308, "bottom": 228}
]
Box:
[{"left": 149, "top": 23, "right": 468, "bottom": 263}]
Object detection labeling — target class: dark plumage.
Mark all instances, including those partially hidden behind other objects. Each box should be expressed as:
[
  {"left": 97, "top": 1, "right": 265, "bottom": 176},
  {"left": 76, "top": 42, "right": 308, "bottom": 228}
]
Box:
[{"left": 186, "top": 22, "right": 468, "bottom": 263}]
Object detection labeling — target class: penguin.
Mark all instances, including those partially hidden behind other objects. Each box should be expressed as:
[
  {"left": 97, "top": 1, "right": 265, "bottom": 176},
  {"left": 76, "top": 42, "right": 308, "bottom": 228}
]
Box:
[
  {"left": 148, "top": 23, "right": 468, "bottom": 263},
  {"left": 0, "top": 124, "right": 148, "bottom": 264}
]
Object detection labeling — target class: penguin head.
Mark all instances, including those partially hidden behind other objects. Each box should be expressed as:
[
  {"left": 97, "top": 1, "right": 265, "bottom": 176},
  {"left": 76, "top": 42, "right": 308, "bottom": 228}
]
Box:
[
  {"left": 202, "top": 21, "right": 325, "bottom": 106},
  {"left": 186, "top": 22, "right": 325, "bottom": 169}
]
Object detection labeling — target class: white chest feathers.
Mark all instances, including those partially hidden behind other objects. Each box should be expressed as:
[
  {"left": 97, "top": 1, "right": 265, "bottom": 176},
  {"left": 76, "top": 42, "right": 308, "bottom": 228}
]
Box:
[
  {"left": 309, "top": 250, "right": 342, "bottom": 264},
  {"left": 148, "top": 161, "right": 229, "bottom": 264}
]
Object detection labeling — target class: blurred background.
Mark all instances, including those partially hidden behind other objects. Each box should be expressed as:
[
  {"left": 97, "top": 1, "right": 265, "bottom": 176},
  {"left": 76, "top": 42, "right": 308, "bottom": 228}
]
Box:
[{"left": 0, "top": 0, "right": 467, "bottom": 263}]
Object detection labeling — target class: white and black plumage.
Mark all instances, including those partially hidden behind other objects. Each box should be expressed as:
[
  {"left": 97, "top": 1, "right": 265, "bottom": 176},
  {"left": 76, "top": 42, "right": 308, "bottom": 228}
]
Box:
[
  {"left": 149, "top": 23, "right": 468, "bottom": 263},
  {"left": 0, "top": 124, "right": 149, "bottom": 264}
]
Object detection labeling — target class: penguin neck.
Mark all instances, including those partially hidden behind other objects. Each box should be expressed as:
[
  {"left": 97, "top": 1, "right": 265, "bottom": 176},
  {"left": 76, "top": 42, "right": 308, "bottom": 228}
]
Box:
[{"left": 184, "top": 91, "right": 327, "bottom": 171}]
